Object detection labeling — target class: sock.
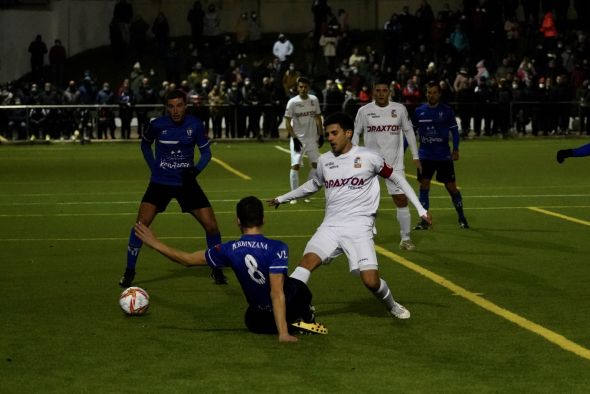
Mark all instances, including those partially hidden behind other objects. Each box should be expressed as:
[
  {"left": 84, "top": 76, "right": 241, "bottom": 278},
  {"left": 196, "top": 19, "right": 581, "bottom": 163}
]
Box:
[
  {"left": 290, "top": 266, "right": 311, "bottom": 284},
  {"left": 290, "top": 169, "right": 299, "bottom": 190},
  {"left": 372, "top": 278, "right": 396, "bottom": 311},
  {"left": 206, "top": 232, "right": 222, "bottom": 248},
  {"left": 419, "top": 188, "right": 430, "bottom": 211},
  {"left": 396, "top": 206, "right": 411, "bottom": 241},
  {"left": 451, "top": 191, "right": 466, "bottom": 221},
  {"left": 126, "top": 228, "right": 143, "bottom": 270}
]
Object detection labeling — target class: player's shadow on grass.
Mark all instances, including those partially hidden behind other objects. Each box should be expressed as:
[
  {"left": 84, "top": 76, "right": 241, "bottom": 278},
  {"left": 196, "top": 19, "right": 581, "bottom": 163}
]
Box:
[
  {"left": 157, "top": 325, "right": 246, "bottom": 333},
  {"left": 317, "top": 298, "right": 447, "bottom": 318},
  {"left": 133, "top": 267, "right": 226, "bottom": 287}
]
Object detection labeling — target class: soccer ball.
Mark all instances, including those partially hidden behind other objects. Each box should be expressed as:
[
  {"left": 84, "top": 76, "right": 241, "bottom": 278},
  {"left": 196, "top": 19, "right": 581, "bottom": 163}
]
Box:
[{"left": 119, "top": 287, "right": 150, "bottom": 315}]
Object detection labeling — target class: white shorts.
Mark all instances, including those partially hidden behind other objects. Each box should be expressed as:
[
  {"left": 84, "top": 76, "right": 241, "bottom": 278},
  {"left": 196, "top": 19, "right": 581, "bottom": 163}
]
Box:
[
  {"left": 290, "top": 136, "right": 321, "bottom": 167},
  {"left": 384, "top": 169, "right": 407, "bottom": 195},
  {"left": 303, "top": 225, "right": 379, "bottom": 274}
]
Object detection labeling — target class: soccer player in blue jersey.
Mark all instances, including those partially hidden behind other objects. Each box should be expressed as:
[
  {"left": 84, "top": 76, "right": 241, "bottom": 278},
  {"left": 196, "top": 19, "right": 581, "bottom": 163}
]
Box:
[
  {"left": 119, "top": 89, "right": 227, "bottom": 287},
  {"left": 133, "top": 196, "right": 320, "bottom": 342},
  {"left": 556, "top": 142, "right": 590, "bottom": 163},
  {"left": 413, "top": 81, "right": 469, "bottom": 229}
]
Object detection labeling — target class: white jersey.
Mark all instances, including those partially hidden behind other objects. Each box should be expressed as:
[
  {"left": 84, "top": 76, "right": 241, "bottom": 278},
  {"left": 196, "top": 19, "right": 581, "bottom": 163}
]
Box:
[
  {"left": 284, "top": 94, "right": 321, "bottom": 140},
  {"left": 353, "top": 101, "right": 418, "bottom": 170},
  {"left": 278, "top": 146, "right": 388, "bottom": 228}
]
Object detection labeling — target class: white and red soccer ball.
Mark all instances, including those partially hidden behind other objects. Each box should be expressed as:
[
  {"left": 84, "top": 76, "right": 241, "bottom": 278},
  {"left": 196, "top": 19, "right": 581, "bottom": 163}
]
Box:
[{"left": 119, "top": 287, "right": 150, "bottom": 315}]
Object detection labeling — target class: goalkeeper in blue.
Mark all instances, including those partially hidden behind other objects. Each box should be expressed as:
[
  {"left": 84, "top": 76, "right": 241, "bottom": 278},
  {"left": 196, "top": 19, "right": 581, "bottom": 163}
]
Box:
[
  {"left": 119, "top": 89, "right": 227, "bottom": 287},
  {"left": 133, "top": 196, "right": 321, "bottom": 342},
  {"left": 556, "top": 142, "right": 590, "bottom": 163},
  {"left": 413, "top": 81, "right": 469, "bottom": 229}
]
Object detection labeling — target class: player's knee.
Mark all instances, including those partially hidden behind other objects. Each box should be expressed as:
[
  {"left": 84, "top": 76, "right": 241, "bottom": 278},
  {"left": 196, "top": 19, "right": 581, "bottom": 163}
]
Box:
[
  {"left": 393, "top": 194, "right": 408, "bottom": 207},
  {"left": 291, "top": 164, "right": 300, "bottom": 171}
]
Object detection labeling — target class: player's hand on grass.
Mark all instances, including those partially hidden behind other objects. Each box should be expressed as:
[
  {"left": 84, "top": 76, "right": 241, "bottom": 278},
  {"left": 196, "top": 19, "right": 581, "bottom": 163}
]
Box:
[
  {"left": 278, "top": 333, "right": 299, "bottom": 343},
  {"left": 293, "top": 137, "right": 302, "bottom": 152}
]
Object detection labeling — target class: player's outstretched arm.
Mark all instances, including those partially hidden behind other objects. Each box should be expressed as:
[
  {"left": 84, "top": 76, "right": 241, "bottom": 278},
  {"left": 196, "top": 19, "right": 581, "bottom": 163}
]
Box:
[
  {"left": 270, "top": 273, "right": 298, "bottom": 343},
  {"left": 134, "top": 222, "right": 206, "bottom": 267}
]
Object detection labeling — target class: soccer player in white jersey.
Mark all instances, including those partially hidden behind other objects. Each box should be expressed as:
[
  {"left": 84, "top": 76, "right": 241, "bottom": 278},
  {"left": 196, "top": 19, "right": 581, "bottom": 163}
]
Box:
[
  {"left": 353, "top": 79, "right": 421, "bottom": 251},
  {"left": 268, "top": 112, "right": 432, "bottom": 320},
  {"left": 284, "top": 76, "right": 324, "bottom": 204}
]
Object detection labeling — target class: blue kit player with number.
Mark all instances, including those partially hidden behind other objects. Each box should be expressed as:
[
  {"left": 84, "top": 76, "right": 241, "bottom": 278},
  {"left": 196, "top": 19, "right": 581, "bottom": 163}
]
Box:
[
  {"left": 134, "top": 196, "right": 321, "bottom": 342},
  {"left": 413, "top": 81, "right": 469, "bottom": 230},
  {"left": 119, "top": 89, "right": 227, "bottom": 287}
]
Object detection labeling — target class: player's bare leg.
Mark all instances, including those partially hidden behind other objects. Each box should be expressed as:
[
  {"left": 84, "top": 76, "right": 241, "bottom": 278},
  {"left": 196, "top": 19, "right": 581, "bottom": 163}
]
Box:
[
  {"left": 289, "top": 163, "right": 300, "bottom": 204},
  {"left": 360, "top": 269, "right": 410, "bottom": 319},
  {"left": 190, "top": 207, "right": 227, "bottom": 284},
  {"left": 393, "top": 194, "right": 414, "bottom": 250}
]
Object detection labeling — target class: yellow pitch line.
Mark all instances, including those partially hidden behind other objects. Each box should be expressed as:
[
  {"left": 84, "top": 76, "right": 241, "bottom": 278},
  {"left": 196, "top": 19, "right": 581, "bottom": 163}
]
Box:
[
  {"left": 211, "top": 157, "right": 251, "bottom": 180},
  {"left": 405, "top": 173, "right": 445, "bottom": 187},
  {"left": 375, "top": 245, "right": 590, "bottom": 361},
  {"left": 527, "top": 207, "right": 590, "bottom": 227}
]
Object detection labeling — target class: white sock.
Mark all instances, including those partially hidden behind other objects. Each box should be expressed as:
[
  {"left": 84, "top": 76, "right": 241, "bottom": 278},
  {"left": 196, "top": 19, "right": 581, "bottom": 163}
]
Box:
[
  {"left": 372, "top": 278, "right": 396, "bottom": 310},
  {"left": 397, "top": 206, "right": 411, "bottom": 241},
  {"left": 290, "top": 266, "right": 311, "bottom": 284},
  {"left": 290, "top": 169, "right": 299, "bottom": 191}
]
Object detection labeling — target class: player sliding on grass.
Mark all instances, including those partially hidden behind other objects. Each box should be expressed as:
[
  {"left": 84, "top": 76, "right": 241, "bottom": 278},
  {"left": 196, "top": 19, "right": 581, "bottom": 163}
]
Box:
[
  {"left": 134, "top": 196, "right": 325, "bottom": 342},
  {"left": 268, "top": 112, "right": 432, "bottom": 320},
  {"left": 119, "top": 89, "right": 227, "bottom": 287}
]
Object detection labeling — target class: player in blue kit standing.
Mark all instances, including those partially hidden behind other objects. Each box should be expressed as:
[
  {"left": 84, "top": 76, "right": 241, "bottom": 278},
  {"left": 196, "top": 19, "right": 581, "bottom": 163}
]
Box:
[
  {"left": 119, "top": 89, "right": 227, "bottom": 287},
  {"left": 133, "top": 196, "right": 323, "bottom": 342},
  {"left": 413, "top": 81, "right": 469, "bottom": 229}
]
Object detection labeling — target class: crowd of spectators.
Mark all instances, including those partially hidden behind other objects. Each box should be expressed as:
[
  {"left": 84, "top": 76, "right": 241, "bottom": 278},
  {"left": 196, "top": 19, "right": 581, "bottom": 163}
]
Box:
[{"left": 2, "top": 0, "right": 590, "bottom": 142}]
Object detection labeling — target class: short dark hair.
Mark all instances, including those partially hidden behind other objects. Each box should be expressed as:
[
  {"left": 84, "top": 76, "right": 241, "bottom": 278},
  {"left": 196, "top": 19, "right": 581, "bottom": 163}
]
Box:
[
  {"left": 166, "top": 89, "right": 187, "bottom": 102},
  {"left": 372, "top": 77, "right": 391, "bottom": 88},
  {"left": 426, "top": 80, "right": 441, "bottom": 91},
  {"left": 297, "top": 76, "right": 311, "bottom": 86},
  {"left": 323, "top": 112, "right": 354, "bottom": 133},
  {"left": 236, "top": 196, "right": 264, "bottom": 228}
]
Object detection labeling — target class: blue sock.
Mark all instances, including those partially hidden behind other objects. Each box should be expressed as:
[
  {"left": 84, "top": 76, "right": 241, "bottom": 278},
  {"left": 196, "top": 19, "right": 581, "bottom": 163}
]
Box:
[
  {"left": 126, "top": 228, "right": 143, "bottom": 271},
  {"left": 451, "top": 191, "right": 466, "bottom": 221},
  {"left": 419, "top": 189, "right": 430, "bottom": 211},
  {"left": 206, "top": 232, "right": 222, "bottom": 248}
]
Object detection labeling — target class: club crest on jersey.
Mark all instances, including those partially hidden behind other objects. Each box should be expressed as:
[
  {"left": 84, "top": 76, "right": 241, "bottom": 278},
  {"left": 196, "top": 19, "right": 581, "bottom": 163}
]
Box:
[
  {"left": 439, "top": 111, "right": 444, "bottom": 119},
  {"left": 354, "top": 156, "right": 362, "bottom": 168},
  {"left": 391, "top": 109, "right": 397, "bottom": 118},
  {"left": 186, "top": 128, "right": 193, "bottom": 136}
]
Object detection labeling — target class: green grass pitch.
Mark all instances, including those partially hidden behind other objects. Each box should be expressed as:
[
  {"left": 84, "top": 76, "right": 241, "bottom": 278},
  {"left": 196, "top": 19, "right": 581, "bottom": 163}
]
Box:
[{"left": 1, "top": 139, "right": 590, "bottom": 392}]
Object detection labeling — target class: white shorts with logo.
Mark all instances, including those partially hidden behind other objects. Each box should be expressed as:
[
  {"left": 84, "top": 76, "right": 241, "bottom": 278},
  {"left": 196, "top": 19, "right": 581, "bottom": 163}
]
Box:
[
  {"left": 384, "top": 169, "right": 407, "bottom": 195},
  {"left": 290, "top": 136, "right": 321, "bottom": 167},
  {"left": 303, "top": 224, "right": 379, "bottom": 274}
]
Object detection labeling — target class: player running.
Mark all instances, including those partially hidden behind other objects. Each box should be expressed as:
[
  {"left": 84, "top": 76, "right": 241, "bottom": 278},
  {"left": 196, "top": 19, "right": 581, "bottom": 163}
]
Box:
[
  {"left": 134, "top": 196, "right": 322, "bottom": 342},
  {"left": 353, "top": 78, "right": 422, "bottom": 251},
  {"left": 413, "top": 81, "right": 469, "bottom": 229},
  {"left": 269, "top": 112, "right": 432, "bottom": 320},
  {"left": 284, "top": 76, "right": 324, "bottom": 204},
  {"left": 119, "top": 89, "right": 227, "bottom": 287}
]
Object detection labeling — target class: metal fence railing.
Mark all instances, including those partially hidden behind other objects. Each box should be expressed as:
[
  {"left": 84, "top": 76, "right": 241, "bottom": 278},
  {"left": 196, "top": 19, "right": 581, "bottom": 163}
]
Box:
[{"left": 1, "top": 101, "right": 589, "bottom": 142}]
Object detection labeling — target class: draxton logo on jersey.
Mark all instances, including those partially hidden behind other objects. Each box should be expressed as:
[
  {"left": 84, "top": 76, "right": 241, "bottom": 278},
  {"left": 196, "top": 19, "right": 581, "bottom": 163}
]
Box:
[
  {"left": 294, "top": 110, "right": 316, "bottom": 118},
  {"left": 366, "top": 124, "right": 401, "bottom": 132},
  {"left": 324, "top": 176, "right": 365, "bottom": 189},
  {"left": 354, "top": 156, "right": 362, "bottom": 168}
]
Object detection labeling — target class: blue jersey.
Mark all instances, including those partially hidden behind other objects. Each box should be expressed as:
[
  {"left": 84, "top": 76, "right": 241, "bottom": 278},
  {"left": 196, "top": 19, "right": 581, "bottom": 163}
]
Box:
[
  {"left": 143, "top": 114, "right": 209, "bottom": 186},
  {"left": 413, "top": 103, "right": 459, "bottom": 161},
  {"left": 205, "top": 234, "right": 289, "bottom": 311}
]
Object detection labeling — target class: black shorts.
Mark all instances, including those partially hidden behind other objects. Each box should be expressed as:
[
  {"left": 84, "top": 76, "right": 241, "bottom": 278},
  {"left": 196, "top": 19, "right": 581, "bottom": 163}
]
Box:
[
  {"left": 417, "top": 159, "right": 456, "bottom": 183},
  {"left": 244, "top": 277, "right": 313, "bottom": 335},
  {"left": 141, "top": 180, "right": 211, "bottom": 213}
]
